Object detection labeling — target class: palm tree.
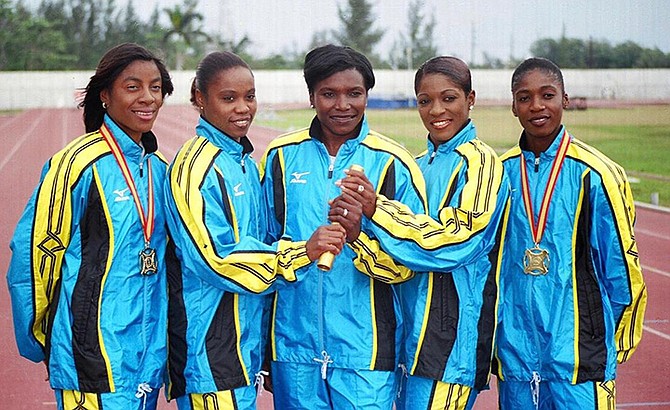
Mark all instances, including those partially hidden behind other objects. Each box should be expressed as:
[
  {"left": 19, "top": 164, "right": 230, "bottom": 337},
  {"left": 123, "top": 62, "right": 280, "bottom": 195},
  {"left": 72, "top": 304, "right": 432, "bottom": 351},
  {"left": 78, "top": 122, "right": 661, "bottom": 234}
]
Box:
[{"left": 162, "top": 0, "right": 209, "bottom": 69}]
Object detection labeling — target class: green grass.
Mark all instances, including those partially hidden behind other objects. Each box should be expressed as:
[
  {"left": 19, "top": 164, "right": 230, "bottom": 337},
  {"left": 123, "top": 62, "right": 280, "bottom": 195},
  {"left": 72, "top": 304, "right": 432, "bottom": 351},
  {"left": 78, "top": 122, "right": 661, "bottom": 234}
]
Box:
[{"left": 255, "top": 105, "right": 670, "bottom": 206}]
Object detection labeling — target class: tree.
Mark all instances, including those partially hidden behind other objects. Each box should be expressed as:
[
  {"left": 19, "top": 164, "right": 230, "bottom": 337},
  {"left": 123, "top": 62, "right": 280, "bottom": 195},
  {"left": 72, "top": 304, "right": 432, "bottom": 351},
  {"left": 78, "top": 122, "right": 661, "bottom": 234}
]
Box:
[
  {"left": 333, "top": 0, "right": 384, "bottom": 65},
  {"left": 0, "top": 0, "right": 73, "bottom": 70},
  {"left": 389, "top": 0, "right": 437, "bottom": 69},
  {"left": 162, "top": 0, "right": 209, "bottom": 69}
]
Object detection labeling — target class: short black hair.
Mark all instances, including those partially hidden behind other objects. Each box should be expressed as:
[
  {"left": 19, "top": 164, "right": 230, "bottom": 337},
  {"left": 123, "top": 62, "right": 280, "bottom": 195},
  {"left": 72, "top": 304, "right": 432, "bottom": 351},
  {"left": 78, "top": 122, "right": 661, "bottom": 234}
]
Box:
[
  {"left": 79, "top": 43, "right": 173, "bottom": 133},
  {"left": 191, "top": 51, "right": 252, "bottom": 107},
  {"left": 303, "top": 44, "right": 375, "bottom": 94},
  {"left": 511, "top": 57, "right": 564, "bottom": 93},
  {"left": 414, "top": 56, "right": 472, "bottom": 95}
]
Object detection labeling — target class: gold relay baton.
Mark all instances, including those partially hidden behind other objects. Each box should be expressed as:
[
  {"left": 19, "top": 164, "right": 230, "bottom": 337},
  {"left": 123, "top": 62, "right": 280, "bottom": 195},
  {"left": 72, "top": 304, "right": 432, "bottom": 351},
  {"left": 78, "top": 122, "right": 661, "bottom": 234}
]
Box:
[{"left": 317, "top": 164, "right": 364, "bottom": 271}]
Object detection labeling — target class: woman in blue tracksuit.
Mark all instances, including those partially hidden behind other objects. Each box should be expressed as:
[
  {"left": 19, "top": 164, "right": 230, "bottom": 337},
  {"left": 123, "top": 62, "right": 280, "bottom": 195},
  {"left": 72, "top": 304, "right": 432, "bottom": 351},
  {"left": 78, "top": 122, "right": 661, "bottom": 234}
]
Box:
[
  {"left": 494, "top": 57, "right": 647, "bottom": 409},
  {"left": 335, "top": 56, "right": 509, "bottom": 410},
  {"left": 260, "top": 44, "right": 427, "bottom": 409},
  {"left": 7, "top": 43, "right": 174, "bottom": 409},
  {"left": 164, "top": 51, "right": 345, "bottom": 409}
]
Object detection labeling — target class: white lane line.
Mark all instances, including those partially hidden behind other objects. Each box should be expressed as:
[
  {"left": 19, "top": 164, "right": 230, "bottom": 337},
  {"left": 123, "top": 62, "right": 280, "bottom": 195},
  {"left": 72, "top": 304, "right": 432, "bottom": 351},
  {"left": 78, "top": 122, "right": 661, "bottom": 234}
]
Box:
[
  {"left": 0, "top": 110, "right": 47, "bottom": 173},
  {"left": 644, "top": 325, "right": 670, "bottom": 342},
  {"left": 636, "top": 227, "right": 670, "bottom": 241},
  {"left": 643, "top": 264, "right": 670, "bottom": 279}
]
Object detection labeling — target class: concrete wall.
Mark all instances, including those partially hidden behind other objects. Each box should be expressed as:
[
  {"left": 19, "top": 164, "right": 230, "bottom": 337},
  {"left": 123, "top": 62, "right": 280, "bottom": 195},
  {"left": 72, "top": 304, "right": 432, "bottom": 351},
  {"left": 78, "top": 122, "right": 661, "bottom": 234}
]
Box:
[{"left": 1, "top": 69, "right": 669, "bottom": 110}]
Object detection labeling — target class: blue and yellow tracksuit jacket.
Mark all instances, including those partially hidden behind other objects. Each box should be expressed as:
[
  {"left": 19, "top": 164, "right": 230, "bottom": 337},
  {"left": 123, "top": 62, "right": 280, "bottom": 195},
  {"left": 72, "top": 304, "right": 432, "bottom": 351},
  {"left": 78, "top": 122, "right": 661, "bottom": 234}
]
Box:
[
  {"left": 7, "top": 116, "right": 169, "bottom": 393},
  {"left": 164, "top": 117, "right": 311, "bottom": 399},
  {"left": 494, "top": 127, "right": 647, "bottom": 384},
  {"left": 354, "top": 120, "right": 510, "bottom": 390},
  {"left": 259, "top": 116, "right": 427, "bottom": 372}
]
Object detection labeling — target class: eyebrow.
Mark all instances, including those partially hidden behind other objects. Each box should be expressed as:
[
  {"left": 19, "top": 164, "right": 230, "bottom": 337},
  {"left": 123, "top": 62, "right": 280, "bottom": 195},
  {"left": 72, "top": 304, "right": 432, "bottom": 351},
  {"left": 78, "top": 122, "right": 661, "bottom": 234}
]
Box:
[{"left": 122, "top": 75, "right": 162, "bottom": 83}]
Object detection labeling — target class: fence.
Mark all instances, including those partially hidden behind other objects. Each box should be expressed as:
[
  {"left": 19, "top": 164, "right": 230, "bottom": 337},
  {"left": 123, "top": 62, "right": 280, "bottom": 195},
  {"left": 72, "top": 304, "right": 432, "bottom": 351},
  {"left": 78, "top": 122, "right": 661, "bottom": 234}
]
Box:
[{"left": 1, "top": 69, "right": 669, "bottom": 110}]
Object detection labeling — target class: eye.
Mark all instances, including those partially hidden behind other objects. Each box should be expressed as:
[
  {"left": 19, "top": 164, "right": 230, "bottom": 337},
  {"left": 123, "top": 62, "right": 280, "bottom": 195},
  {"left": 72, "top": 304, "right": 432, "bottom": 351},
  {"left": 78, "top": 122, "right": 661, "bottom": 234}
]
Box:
[
  {"left": 544, "top": 92, "right": 556, "bottom": 99},
  {"left": 444, "top": 96, "right": 456, "bottom": 102},
  {"left": 151, "top": 85, "right": 162, "bottom": 92},
  {"left": 417, "top": 98, "right": 430, "bottom": 106},
  {"left": 517, "top": 96, "right": 529, "bottom": 103},
  {"left": 246, "top": 94, "right": 256, "bottom": 101},
  {"left": 322, "top": 91, "right": 335, "bottom": 98},
  {"left": 349, "top": 91, "right": 363, "bottom": 98}
]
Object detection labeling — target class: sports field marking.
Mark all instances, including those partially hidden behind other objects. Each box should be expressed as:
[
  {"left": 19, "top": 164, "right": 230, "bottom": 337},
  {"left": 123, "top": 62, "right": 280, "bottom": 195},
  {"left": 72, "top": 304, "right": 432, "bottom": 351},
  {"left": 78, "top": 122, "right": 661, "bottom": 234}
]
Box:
[
  {"left": 0, "top": 110, "right": 47, "bottom": 173},
  {"left": 643, "top": 325, "right": 670, "bottom": 342},
  {"left": 635, "top": 227, "right": 670, "bottom": 241},
  {"left": 642, "top": 264, "right": 670, "bottom": 279}
]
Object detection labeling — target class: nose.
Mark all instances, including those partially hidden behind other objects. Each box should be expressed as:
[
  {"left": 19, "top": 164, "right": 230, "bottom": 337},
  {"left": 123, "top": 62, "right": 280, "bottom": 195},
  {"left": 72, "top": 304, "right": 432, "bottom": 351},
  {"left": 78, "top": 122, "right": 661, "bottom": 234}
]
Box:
[
  {"left": 138, "top": 86, "right": 156, "bottom": 104},
  {"left": 530, "top": 96, "right": 545, "bottom": 111},
  {"left": 335, "top": 94, "right": 350, "bottom": 110},
  {"left": 428, "top": 101, "right": 444, "bottom": 116},
  {"left": 234, "top": 100, "right": 251, "bottom": 113}
]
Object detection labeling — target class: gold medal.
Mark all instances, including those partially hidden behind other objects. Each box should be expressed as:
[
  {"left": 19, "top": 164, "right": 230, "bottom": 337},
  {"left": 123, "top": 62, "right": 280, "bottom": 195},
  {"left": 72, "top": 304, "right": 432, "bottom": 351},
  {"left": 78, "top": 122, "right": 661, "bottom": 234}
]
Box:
[
  {"left": 139, "top": 246, "right": 158, "bottom": 276},
  {"left": 519, "top": 130, "right": 570, "bottom": 276},
  {"left": 523, "top": 245, "right": 550, "bottom": 275},
  {"left": 101, "top": 124, "right": 157, "bottom": 277}
]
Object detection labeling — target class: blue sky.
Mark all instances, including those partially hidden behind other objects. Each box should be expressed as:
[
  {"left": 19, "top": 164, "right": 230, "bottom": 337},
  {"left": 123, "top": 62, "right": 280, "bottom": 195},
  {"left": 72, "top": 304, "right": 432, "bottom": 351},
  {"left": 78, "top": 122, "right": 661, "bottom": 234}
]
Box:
[{"left": 26, "top": 0, "right": 670, "bottom": 64}]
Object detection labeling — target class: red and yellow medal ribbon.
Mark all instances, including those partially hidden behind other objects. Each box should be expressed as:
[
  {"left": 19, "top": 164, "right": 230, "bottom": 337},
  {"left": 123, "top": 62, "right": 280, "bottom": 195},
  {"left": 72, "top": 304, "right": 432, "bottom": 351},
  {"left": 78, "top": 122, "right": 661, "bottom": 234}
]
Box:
[
  {"left": 100, "top": 124, "right": 154, "bottom": 245},
  {"left": 520, "top": 130, "right": 570, "bottom": 245}
]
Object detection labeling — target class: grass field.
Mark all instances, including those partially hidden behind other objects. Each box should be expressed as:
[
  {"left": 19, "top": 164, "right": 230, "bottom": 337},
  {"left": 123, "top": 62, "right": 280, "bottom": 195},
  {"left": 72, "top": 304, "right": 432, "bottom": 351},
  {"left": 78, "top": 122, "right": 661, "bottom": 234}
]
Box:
[{"left": 255, "top": 105, "right": 670, "bottom": 207}]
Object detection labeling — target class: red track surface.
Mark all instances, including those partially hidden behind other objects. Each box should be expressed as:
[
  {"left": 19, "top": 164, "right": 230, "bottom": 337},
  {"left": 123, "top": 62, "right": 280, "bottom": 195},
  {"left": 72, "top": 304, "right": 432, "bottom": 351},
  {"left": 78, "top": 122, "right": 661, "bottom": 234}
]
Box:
[{"left": 0, "top": 107, "right": 668, "bottom": 409}]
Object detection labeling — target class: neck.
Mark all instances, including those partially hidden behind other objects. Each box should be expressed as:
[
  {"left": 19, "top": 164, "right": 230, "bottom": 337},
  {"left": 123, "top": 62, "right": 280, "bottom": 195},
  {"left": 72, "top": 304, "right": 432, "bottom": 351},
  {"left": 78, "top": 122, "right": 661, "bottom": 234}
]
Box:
[
  {"left": 526, "top": 127, "right": 562, "bottom": 156},
  {"left": 323, "top": 137, "right": 347, "bottom": 156}
]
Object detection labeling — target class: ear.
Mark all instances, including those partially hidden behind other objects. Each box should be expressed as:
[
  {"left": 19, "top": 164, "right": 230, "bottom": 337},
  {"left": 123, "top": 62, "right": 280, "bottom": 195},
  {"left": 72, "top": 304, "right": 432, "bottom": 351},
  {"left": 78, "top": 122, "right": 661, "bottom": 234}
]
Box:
[
  {"left": 511, "top": 100, "right": 518, "bottom": 117},
  {"left": 562, "top": 93, "right": 570, "bottom": 109},
  {"left": 309, "top": 93, "right": 315, "bottom": 108},
  {"left": 195, "top": 88, "right": 205, "bottom": 108},
  {"left": 100, "top": 89, "right": 109, "bottom": 106},
  {"left": 467, "top": 90, "right": 476, "bottom": 109}
]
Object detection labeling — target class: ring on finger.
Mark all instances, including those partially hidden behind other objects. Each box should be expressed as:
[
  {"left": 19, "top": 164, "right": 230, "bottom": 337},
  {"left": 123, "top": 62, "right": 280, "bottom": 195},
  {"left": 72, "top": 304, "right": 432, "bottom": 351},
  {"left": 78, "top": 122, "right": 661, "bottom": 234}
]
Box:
[
  {"left": 357, "top": 185, "right": 365, "bottom": 193},
  {"left": 342, "top": 208, "right": 349, "bottom": 217}
]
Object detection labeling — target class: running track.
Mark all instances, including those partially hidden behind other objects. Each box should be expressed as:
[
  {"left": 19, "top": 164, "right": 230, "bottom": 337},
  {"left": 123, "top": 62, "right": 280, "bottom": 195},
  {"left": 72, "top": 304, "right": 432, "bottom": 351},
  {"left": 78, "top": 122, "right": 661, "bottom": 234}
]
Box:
[{"left": 0, "top": 107, "right": 668, "bottom": 409}]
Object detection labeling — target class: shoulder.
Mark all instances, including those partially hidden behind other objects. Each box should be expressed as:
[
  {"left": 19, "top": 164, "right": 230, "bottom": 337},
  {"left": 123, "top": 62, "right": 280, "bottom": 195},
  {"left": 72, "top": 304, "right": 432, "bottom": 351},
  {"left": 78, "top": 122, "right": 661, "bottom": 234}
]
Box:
[
  {"left": 264, "top": 128, "right": 311, "bottom": 153},
  {"left": 170, "top": 136, "right": 222, "bottom": 179},
  {"left": 49, "top": 130, "right": 110, "bottom": 179},
  {"left": 173, "top": 136, "right": 221, "bottom": 164},
  {"left": 568, "top": 137, "right": 627, "bottom": 184},
  {"left": 500, "top": 145, "right": 522, "bottom": 163},
  {"left": 362, "top": 130, "right": 418, "bottom": 168},
  {"left": 457, "top": 138, "right": 501, "bottom": 161}
]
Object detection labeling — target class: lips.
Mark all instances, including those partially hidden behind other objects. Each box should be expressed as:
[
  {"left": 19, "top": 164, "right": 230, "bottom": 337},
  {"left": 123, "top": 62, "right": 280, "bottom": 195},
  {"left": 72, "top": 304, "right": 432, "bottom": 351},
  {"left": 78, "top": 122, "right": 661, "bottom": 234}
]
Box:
[
  {"left": 431, "top": 119, "right": 452, "bottom": 130},
  {"left": 232, "top": 117, "right": 252, "bottom": 128},
  {"left": 132, "top": 109, "right": 155, "bottom": 120},
  {"left": 330, "top": 114, "right": 356, "bottom": 124},
  {"left": 529, "top": 115, "right": 550, "bottom": 127}
]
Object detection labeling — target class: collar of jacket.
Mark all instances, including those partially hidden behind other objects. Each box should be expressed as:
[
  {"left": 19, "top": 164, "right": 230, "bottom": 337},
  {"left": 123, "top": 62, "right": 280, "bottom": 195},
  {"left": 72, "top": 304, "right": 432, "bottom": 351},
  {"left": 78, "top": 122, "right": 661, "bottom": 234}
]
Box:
[
  {"left": 519, "top": 124, "right": 568, "bottom": 162},
  {"left": 103, "top": 114, "right": 158, "bottom": 162},
  {"left": 308, "top": 115, "right": 370, "bottom": 156},
  {"left": 427, "top": 119, "right": 476, "bottom": 155},
  {"left": 196, "top": 116, "right": 254, "bottom": 159}
]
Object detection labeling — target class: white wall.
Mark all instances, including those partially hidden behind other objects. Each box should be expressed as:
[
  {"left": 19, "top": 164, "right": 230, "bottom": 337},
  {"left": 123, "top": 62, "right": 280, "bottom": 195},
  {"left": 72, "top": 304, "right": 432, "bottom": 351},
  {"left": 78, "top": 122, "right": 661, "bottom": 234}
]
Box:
[{"left": 1, "top": 69, "right": 669, "bottom": 110}]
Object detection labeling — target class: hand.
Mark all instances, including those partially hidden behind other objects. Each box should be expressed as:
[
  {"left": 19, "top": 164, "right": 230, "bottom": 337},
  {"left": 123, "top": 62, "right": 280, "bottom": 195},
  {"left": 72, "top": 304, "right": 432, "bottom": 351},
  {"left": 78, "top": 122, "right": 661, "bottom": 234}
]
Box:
[
  {"left": 328, "top": 192, "right": 363, "bottom": 242},
  {"left": 336, "top": 168, "right": 376, "bottom": 218},
  {"left": 305, "top": 224, "right": 347, "bottom": 261}
]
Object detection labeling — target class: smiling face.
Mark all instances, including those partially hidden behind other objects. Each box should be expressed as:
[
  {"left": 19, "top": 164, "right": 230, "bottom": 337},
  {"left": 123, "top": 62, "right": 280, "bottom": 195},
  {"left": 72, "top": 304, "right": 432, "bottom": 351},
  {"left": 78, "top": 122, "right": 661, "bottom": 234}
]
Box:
[
  {"left": 512, "top": 69, "right": 569, "bottom": 153},
  {"left": 196, "top": 66, "right": 257, "bottom": 141},
  {"left": 310, "top": 68, "right": 367, "bottom": 143},
  {"left": 416, "top": 73, "right": 475, "bottom": 145},
  {"left": 100, "top": 59, "right": 163, "bottom": 143}
]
